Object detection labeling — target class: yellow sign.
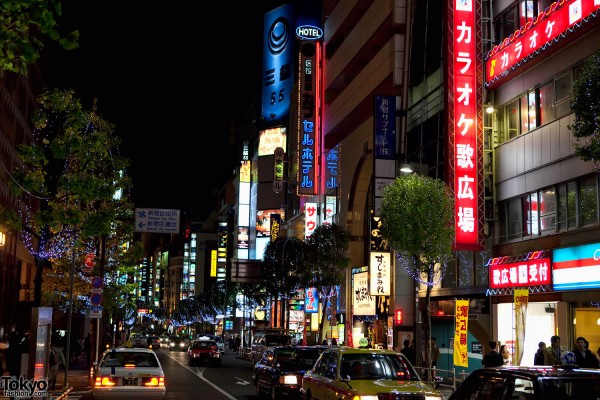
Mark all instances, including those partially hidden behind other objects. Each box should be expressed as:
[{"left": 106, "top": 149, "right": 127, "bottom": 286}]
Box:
[
  {"left": 514, "top": 288, "right": 529, "bottom": 366},
  {"left": 210, "top": 250, "right": 217, "bottom": 277},
  {"left": 453, "top": 299, "right": 469, "bottom": 367}
]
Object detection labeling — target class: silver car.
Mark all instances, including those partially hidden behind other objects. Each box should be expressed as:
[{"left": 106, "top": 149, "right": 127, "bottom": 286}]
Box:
[{"left": 92, "top": 347, "right": 166, "bottom": 400}]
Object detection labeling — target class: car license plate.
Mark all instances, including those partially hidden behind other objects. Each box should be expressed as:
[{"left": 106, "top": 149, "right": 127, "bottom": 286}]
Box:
[{"left": 123, "top": 377, "right": 137, "bottom": 386}]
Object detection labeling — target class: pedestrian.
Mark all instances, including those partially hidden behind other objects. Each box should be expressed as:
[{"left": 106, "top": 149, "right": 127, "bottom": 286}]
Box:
[
  {"left": 573, "top": 336, "right": 599, "bottom": 368},
  {"left": 546, "top": 335, "right": 564, "bottom": 365},
  {"left": 6, "top": 330, "right": 21, "bottom": 376},
  {"left": 500, "top": 344, "right": 511, "bottom": 366},
  {"left": 534, "top": 342, "right": 547, "bottom": 365},
  {"left": 331, "top": 338, "right": 338, "bottom": 346},
  {"left": 596, "top": 346, "right": 600, "bottom": 361},
  {"left": 48, "top": 347, "right": 59, "bottom": 390},
  {"left": 234, "top": 336, "right": 241, "bottom": 353},
  {"left": 481, "top": 340, "right": 503, "bottom": 367},
  {"left": 401, "top": 339, "right": 416, "bottom": 365}
]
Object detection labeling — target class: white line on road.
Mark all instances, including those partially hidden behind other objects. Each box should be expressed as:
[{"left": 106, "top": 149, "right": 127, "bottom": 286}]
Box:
[{"left": 167, "top": 352, "right": 236, "bottom": 400}]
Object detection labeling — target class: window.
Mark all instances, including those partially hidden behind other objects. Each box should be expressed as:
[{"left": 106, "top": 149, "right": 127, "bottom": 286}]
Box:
[
  {"left": 539, "top": 187, "right": 556, "bottom": 233},
  {"left": 496, "top": 71, "right": 574, "bottom": 145},
  {"left": 500, "top": 175, "right": 600, "bottom": 243}
]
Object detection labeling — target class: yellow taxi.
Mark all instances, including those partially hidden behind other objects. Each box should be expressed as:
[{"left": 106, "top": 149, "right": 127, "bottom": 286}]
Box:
[{"left": 301, "top": 346, "right": 443, "bottom": 400}]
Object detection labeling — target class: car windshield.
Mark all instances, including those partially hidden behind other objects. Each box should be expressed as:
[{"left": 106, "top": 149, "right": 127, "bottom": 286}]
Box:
[
  {"left": 101, "top": 352, "right": 159, "bottom": 367},
  {"left": 540, "top": 376, "right": 600, "bottom": 399},
  {"left": 276, "top": 348, "right": 322, "bottom": 369},
  {"left": 340, "top": 353, "right": 419, "bottom": 381}
]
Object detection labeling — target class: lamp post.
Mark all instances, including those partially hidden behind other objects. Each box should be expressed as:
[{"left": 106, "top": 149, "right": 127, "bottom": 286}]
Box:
[{"left": 63, "top": 243, "right": 76, "bottom": 388}]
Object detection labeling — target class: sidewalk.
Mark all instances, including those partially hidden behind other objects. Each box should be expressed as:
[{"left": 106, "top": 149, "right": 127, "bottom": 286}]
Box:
[{"left": 52, "top": 357, "right": 92, "bottom": 395}]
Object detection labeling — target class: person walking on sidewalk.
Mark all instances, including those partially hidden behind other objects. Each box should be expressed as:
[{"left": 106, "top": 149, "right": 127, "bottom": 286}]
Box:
[{"left": 49, "top": 347, "right": 59, "bottom": 390}]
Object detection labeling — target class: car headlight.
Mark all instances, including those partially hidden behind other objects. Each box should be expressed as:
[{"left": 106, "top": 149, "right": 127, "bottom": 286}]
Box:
[
  {"left": 425, "top": 396, "right": 443, "bottom": 400},
  {"left": 280, "top": 375, "right": 299, "bottom": 385}
]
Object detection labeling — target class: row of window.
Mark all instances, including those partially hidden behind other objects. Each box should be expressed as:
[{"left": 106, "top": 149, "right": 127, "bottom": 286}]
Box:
[
  {"left": 493, "top": 0, "right": 554, "bottom": 46},
  {"left": 495, "top": 70, "right": 573, "bottom": 144},
  {"left": 498, "top": 174, "right": 599, "bottom": 242}
]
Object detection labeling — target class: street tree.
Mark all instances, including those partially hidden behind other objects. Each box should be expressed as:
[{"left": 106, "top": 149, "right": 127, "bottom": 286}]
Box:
[
  {"left": 304, "top": 223, "right": 351, "bottom": 343},
  {"left": 569, "top": 48, "right": 600, "bottom": 168},
  {"left": 6, "top": 88, "right": 132, "bottom": 307},
  {"left": 1, "top": 0, "right": 79, "bottom": 75},
  {"left": 380, "top": 174, "right": 454, "bottom": 371},
  {"left": 260, "top": 236, "right": 306, "bottom": 330}
]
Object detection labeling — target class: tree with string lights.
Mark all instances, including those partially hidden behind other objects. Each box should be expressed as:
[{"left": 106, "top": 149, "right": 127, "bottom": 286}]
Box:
[
  {"left": 303, "top": 223, "right": 351, "bottom": 344},
  {"left": 6, "top": 88, "right": 132, "bottom": 309},
  {"left": 380, "top": 173, "right": 454, "bottom": 373},
  {"left": 260, "top": 236, "right": 306, "bottom": 330}
]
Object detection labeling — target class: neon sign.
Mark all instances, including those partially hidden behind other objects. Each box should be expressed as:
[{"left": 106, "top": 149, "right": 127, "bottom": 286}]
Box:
[
  {"left": 449, "top": 0, "right": 482, "bottom": 250},
  {"left": 485, "top": 0, "right": 600, "bottom": 88}
]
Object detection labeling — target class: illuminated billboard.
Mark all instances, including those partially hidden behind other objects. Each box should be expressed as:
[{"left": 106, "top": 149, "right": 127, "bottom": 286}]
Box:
[{"left": 447, "top": 0, "right": 483, "bottom": 250}]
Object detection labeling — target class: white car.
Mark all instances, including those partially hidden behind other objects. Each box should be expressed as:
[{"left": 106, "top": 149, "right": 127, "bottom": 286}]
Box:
[{"left": 92, "top": 347, "right": 166, "bottom": 400}]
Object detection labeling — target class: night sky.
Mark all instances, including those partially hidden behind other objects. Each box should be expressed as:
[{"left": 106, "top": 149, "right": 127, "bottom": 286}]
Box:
[{"left": 46, "top": 1, "right": 287, "bottom": 212}]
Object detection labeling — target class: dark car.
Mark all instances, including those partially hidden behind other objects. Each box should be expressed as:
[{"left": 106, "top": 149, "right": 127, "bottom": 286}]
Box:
[
  {"left": 252, "top": 345, "right": 327, "bottom": 399},
  {"left": 168, "top": 336, "right": 188, "bottom": 352},
  {"left": 448, "top": 365, "right": 600, "bottom": 400},
  {"left": 187, "top": 339, "right": 221, "bottom": 367}
]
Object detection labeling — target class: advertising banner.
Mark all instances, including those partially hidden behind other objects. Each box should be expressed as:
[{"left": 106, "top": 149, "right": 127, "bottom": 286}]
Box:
[
  {"left": 514, "top": 288, "right": 529, "bottom": 366},
  {"left": 454, "top": 299, "right": 469, "bottom": 367},
  {"left": 353, "top": 271, "right": 376, "bottom": 316}
]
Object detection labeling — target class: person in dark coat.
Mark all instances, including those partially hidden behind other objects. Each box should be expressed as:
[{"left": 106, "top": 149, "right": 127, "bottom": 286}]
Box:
[
  {"left": 481, "top": 340, "right": 503, "bottom": 368},
  {"left": 534, "top": 341, "right": 547, "bottom": 365},
  {"left": 573, "top": 336, "right": 599, "bottom": 368},
  {"left": 400, "top": 339, "right": 416, "bottom": 365},
  {"left": 6, "top": 331, "right": 22, "bottom": 376}
]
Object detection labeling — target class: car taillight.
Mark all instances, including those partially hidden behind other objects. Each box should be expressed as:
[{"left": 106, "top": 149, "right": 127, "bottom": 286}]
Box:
[
  {"left": 143, "top": 377, "right": 165, "bottom": 387},
  {"left": 279, "top": 374, "right": 299, "bottom": 385},
  {"left": 95, "top": 376, "right": 116, "bottom": 387},
  {"left": 211, "top": 346, "right": 217, "bottom": 351}
]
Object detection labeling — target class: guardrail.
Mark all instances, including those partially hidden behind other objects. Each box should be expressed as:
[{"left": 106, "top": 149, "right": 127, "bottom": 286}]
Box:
[{"left": 415, "top": 366, "right": 469, "bottom": 393}]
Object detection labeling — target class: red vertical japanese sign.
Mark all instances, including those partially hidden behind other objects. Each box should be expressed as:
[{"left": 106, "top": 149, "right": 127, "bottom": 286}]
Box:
[{"left": 449, "top": 0, "right": 481, "bottom": 250}]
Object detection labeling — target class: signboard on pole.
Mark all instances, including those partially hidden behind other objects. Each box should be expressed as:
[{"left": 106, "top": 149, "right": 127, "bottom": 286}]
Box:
[{"left": 135, "top": 208, "right": 180, "bottom": 234}]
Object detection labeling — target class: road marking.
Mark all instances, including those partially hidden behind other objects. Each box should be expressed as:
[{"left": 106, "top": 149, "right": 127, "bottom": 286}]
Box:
[
  {"left": 166, "top": 351, "right": 236, "bottom": 400},
  {"left": 234, "top": 377, "right": 251, "bottom": 385}
]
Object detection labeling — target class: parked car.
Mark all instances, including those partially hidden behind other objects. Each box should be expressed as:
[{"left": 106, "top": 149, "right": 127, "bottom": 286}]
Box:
[
  {"left": 147, "top": 335, "right": 161, "bottom": 349},
  {"left": 92, "top": 347, "right": 166, "bottom": 400},
  {"left": 251, "top": 331, "right": 292, "bottom": 363},
  {"left": 187, "top": 339, "right": 222, "bottom": 367},
  {"left": 252, "top": 345, "right": 327, "bottom": 399},
  {"left": 168, "top": 336, "right": 188, "bottom": 351},
  {"left": 301, "top": 346, "right": 443, "bottom": 400},
  {"left": 447, "top": 365, "right": 600, "bottom": 400}
]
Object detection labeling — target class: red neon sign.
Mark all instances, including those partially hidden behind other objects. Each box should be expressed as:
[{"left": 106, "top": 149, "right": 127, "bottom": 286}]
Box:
[
  {"left": 489, "top": 257, "right": 552, "bottom": 289},
  {"left": 450, "top": 0, "right": 480, "bottom": 249},
  {"left": 485, "top": 0, "right": 600, "bottom": 88}
]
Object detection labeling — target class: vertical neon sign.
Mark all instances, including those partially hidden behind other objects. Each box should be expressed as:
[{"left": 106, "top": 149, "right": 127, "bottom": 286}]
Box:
[
  {"left": 450, "top": 0, "right": 481, "bottom": 249},
  {"left": 297, "top": 41, "right": 321, "bottom": 196}
]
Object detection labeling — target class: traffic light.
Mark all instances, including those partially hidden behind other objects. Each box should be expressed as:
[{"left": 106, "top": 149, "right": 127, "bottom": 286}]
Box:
[{"left": 394, "top": 309, "right": 403, "bottom": 325}]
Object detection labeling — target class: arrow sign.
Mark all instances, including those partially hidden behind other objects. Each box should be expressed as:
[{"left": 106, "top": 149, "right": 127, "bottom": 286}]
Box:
[{"left": 233, "top": 377, "right": 251, "bottom": 386}]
